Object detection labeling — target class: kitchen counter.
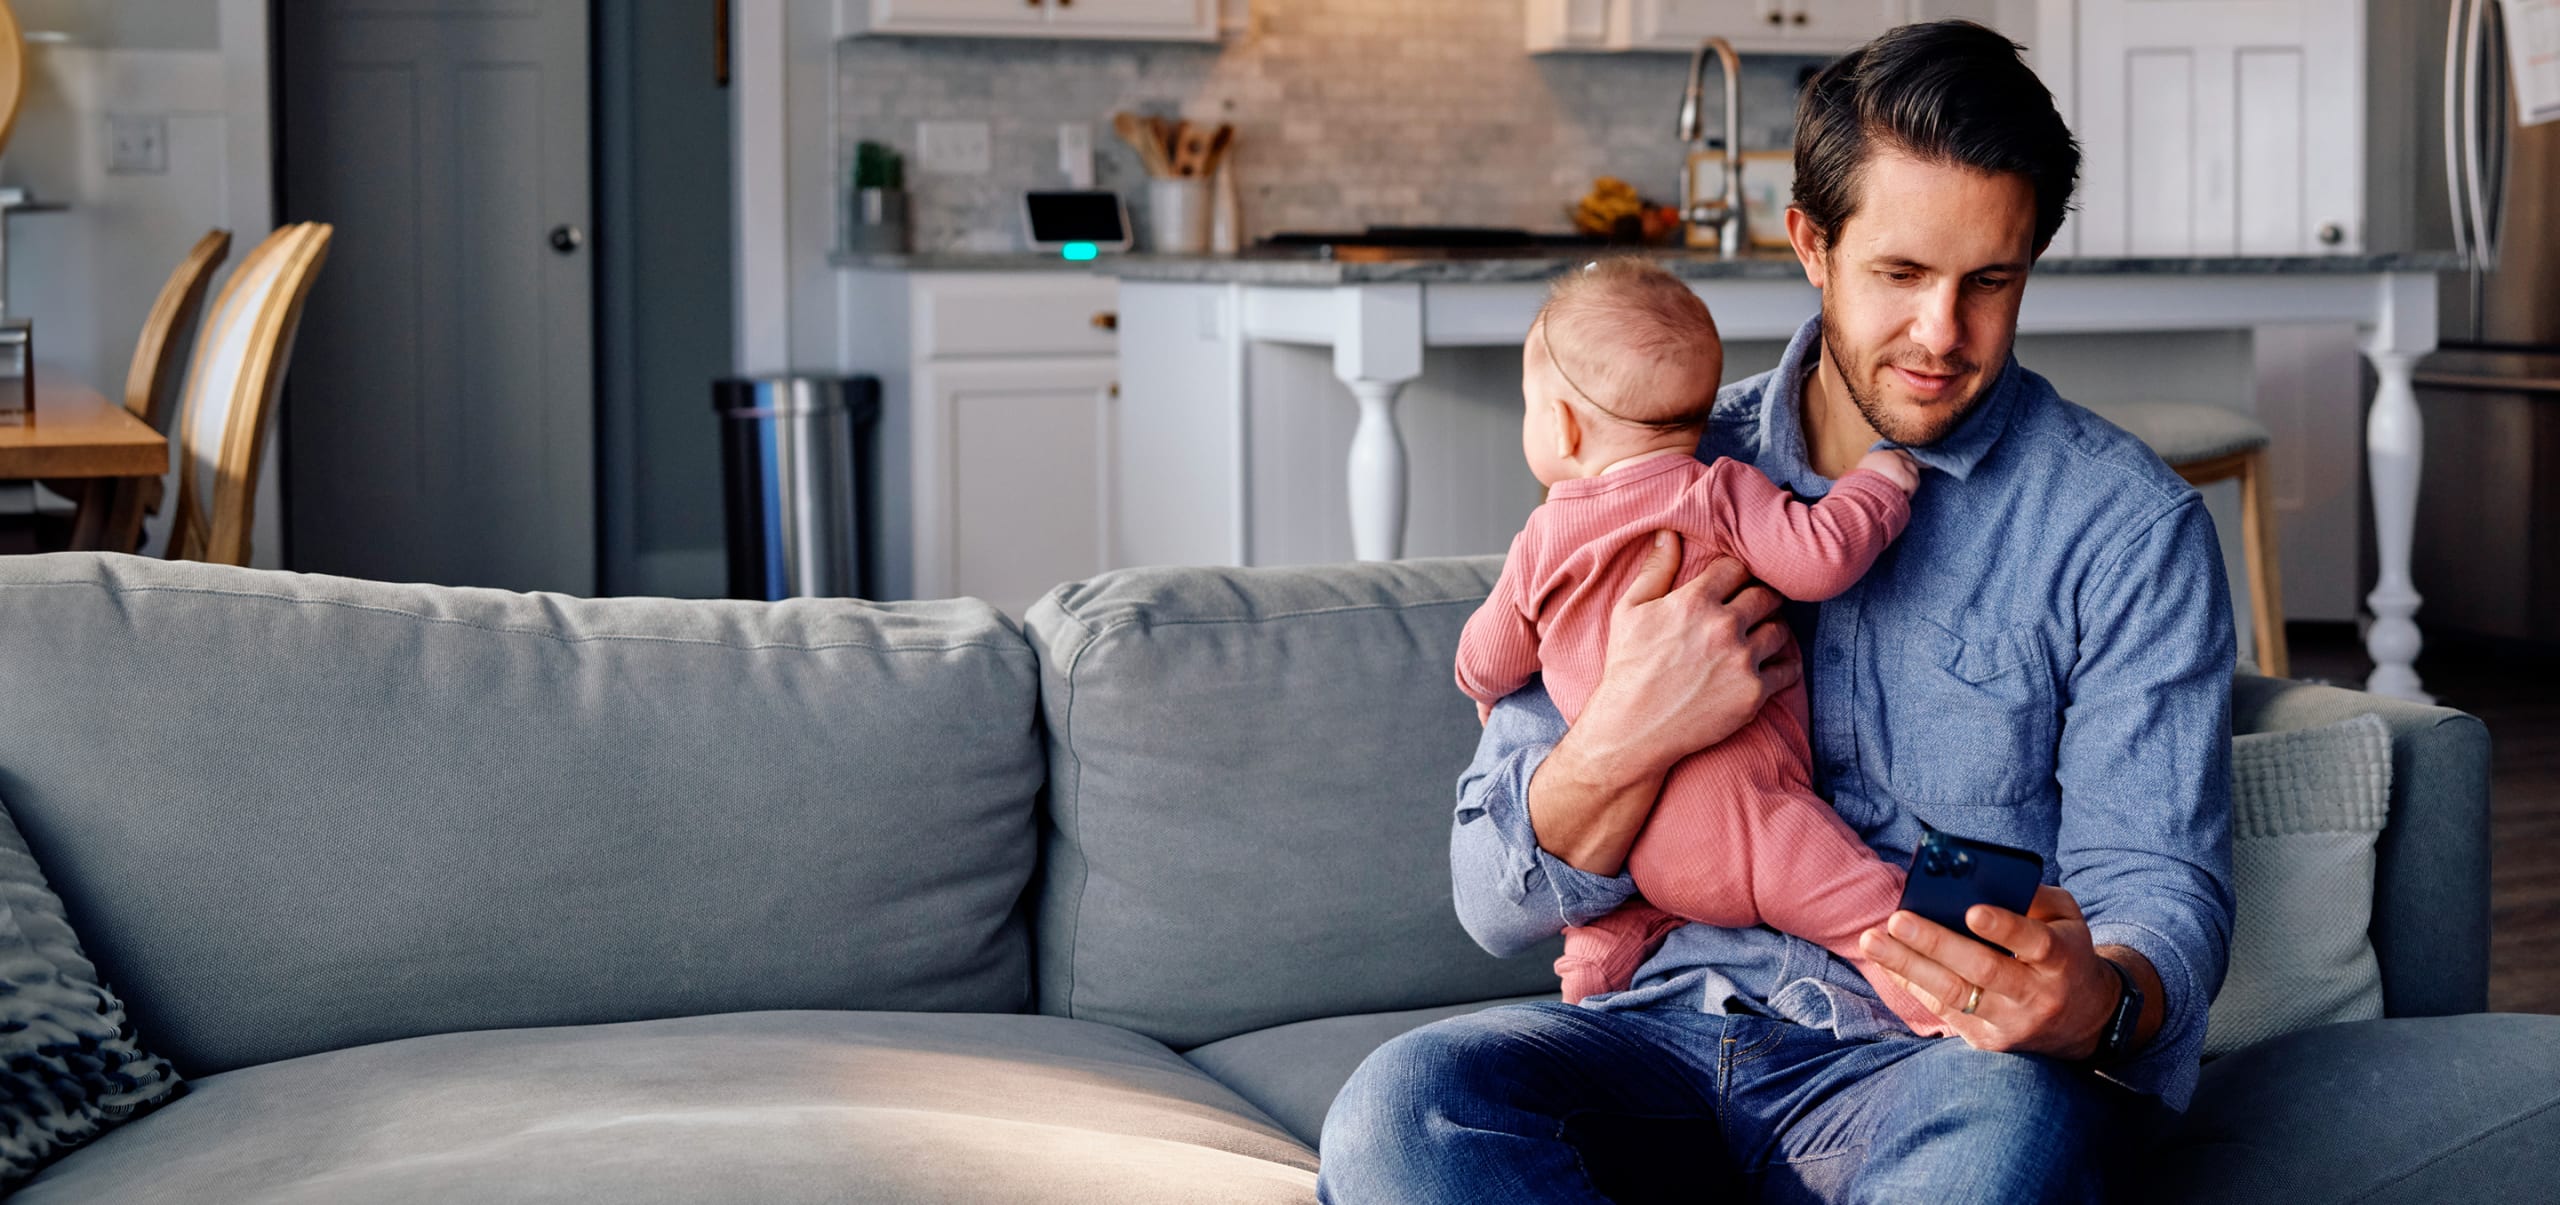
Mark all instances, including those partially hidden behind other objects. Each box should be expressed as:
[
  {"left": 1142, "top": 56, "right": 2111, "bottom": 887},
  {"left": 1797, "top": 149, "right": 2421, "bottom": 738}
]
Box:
[
  {"left": 1110, "top": 249, "right": 2459, "bottom": 702},
  {"left": 1102, "top": 249, "right": 2468, "bottom": 285},
  {"left": 829, "top": 249, "right": 1108, "bottom": 272}
]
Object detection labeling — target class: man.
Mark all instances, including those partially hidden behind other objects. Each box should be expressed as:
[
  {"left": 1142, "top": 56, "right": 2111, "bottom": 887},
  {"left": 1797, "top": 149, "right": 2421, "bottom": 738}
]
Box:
[{"left": 1319, "top": 20, "right": 2235, "bottom": 1203}]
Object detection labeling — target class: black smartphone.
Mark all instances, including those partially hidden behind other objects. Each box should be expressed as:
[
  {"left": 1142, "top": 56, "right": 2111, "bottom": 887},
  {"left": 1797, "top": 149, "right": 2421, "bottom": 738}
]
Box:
[{"left": 1896, "top": 830, "right": 2045, "bottom": 957}]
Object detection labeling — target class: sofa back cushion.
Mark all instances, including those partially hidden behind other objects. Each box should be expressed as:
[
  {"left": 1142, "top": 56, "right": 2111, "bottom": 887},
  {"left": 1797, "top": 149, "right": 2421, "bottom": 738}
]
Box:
[
  {"left": 1024, "top": 558, "right": 1559, "bottom": 1051},
  {"left": 0, "top": 554, "right": 1043, "bottom": 1075}
]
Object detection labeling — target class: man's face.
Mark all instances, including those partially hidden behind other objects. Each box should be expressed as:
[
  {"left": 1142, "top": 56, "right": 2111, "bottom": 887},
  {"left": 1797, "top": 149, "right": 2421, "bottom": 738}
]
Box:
[{"left": 1785, "top": 148, "right": 2039, "bottom": 447}]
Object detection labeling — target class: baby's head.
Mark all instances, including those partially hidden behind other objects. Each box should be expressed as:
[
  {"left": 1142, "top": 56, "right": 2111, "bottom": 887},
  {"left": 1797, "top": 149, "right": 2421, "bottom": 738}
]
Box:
[{"left": 1521, "top": 258, "right": 1724, "bottom": 486}]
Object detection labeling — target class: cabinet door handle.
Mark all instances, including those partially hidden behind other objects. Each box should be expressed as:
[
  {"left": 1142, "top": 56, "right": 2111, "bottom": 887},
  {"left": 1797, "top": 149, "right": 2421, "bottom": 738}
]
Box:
[
  {"left": 1092, "top": 311, "right": 1118, "bottom": 331},
  {"left": 1766, "top": 10, "right": 1784, "bottom": 24},
  {"left": 1791, "top": 11, "right": 1809, "bottom": 24},
  {"left": 2316, "top": 222, "right": 2345, "bottom": 246}
]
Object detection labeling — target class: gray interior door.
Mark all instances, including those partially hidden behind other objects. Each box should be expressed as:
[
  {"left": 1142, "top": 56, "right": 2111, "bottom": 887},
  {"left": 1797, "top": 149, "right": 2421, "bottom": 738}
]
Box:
[{"left": 281, "top": 0, "right": 595, "bottom": 594}]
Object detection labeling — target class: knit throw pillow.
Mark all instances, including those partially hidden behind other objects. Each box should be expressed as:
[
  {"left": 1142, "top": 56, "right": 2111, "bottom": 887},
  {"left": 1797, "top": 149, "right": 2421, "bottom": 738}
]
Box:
[
  {"left": 2203, "top": 713, "right": 2392, "bottom": 1058},
  {"left": 1, "top": 796, "right": 185, "bottom": 1189}
]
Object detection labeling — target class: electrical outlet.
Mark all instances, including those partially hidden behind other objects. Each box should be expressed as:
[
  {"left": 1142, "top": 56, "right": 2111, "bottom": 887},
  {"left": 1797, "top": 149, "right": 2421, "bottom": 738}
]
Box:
[
  {"left": 916, "top": 121, "right": 992, "bottom": 176},
  {"left": 107, "top": 114, "right": 167, "bottom": 175}
]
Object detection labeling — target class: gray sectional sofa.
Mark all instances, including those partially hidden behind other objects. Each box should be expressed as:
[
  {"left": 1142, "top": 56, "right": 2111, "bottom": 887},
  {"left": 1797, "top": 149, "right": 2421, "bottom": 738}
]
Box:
[{"left": 1, "top": 551, "right": 2553, "bottom": 1202}]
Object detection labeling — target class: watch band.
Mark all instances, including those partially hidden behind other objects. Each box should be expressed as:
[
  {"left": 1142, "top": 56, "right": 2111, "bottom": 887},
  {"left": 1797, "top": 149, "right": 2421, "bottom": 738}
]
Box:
[{"left": 2091, "top": 956, "right": 2145, "bottom": 1068}]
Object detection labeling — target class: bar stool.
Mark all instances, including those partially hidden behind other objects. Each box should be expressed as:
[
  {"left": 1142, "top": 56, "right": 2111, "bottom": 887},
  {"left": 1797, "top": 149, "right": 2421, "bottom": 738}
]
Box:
[{"left": 2082, "top": 401, "right": 2288, "bottom": 678}]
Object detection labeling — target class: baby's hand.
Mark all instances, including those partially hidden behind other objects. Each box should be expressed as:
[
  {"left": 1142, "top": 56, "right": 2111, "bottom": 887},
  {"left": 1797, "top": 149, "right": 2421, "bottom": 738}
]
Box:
[
  {"left": 1476, "top": 699, "right": 1494, "bottom": 726},
  {"left": 1856, "top": 448, "right": 1923, "bottom": 495}
]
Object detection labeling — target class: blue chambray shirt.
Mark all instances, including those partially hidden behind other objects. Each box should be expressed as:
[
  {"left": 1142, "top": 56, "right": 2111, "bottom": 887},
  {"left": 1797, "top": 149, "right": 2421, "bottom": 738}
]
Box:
[{"left": 1453, "top": 315, "right": 2237, "bottom": 1110}]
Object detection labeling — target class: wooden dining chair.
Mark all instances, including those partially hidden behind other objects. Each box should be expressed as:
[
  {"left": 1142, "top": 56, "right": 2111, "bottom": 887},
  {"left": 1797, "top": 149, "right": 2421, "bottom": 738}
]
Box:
[
  {"left": 167, "top": 222, "right": 332, "bottom": 566},
  {"left": 44, "top": 229, "right": 234, "bottom": 552}
]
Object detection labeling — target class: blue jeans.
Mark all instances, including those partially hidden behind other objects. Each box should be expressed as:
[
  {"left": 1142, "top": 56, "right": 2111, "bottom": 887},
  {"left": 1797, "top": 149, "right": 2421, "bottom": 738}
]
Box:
[{"left": 1318, "top": 1002, "right": 2164, "bottom": 1204}]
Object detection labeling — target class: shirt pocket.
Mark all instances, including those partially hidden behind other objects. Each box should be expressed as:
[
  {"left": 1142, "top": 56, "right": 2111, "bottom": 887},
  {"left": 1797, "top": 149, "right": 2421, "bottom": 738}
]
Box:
[{"left": 1873, "top": 618, "right": 2059, "bottom": 808}]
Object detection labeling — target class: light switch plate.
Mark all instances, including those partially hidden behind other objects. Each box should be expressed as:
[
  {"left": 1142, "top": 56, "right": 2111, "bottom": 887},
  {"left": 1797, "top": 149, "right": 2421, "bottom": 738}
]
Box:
[
  {"left": 1058, "top": 123, "right": 1093, "bottom": 189},
  {"left": 107, "top": 113, "right": 168, "bottom": 175},
  {"left": 917, "top": 120, "right": 992, "bottom": 175}
]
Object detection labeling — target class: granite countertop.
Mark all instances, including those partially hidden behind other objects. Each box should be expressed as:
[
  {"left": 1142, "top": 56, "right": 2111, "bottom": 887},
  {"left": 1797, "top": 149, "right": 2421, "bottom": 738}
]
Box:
[
  {"left": 1095, "top": 248, "right": 2471, "bottom": 285},
  {"left": 832, "top": 246, "right": 2469, "bottom": 283},
  {"left": 830, "top": 249, "right": 1109, "bottom": 272}
]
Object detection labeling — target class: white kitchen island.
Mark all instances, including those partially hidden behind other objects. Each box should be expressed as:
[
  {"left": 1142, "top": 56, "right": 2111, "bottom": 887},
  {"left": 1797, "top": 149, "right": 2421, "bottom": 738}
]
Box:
[{"left": 1104, "top": 250, "right": 2461, "bottom": 702}]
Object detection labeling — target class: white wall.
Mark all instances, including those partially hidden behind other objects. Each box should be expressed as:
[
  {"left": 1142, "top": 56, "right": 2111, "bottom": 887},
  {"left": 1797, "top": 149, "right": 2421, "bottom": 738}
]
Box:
[{"left": 1, "top": 0, "right": 274, "bottom": 562}]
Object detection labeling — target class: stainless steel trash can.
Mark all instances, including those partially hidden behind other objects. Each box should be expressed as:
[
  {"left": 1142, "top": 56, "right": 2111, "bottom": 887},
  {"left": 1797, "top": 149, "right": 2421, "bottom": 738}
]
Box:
[{"left": 713, "top": 375, "right": 880, "bottom": 599}]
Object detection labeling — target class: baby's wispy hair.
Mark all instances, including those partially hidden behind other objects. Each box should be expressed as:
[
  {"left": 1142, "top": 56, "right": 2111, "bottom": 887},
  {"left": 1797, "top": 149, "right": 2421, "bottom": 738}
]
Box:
[{"left": 1532, "top": 258, "right": 1724, "bottom": 430}]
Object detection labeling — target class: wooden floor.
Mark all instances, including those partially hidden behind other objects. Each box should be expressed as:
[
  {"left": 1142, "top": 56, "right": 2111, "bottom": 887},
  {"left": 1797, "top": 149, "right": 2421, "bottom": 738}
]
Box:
[{"left": 2288, "top": 625, "right": 2560, "bottom": 1016}]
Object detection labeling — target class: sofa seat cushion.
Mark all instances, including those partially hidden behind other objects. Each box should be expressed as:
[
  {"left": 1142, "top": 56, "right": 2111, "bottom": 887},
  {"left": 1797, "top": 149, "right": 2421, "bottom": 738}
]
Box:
[
  {"left": 1184, "top": 995, "right": 1550, "bottom": 1147},
  {"left": 2144, "top": 1013, "right": 2560, "bottom": 1203},
  {"left": 17, "top": 1011, "right": 1319, "bottom": 1205}
]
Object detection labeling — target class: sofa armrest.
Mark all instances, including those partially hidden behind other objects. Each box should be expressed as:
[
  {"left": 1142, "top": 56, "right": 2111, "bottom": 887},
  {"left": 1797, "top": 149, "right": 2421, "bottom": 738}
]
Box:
[{"left": 2229, "top": 674, "right": 2492, "bottom": 1019}]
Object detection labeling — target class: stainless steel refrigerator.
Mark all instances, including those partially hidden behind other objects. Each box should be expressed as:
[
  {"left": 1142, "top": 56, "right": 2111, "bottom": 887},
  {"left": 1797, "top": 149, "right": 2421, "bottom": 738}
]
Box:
[{"left": 2413, "top": 0, "right": 2560, "bottom": 647}]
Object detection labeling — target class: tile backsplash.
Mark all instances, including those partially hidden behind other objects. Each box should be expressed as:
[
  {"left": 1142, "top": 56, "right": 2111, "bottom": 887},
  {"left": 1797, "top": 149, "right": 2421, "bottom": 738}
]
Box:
[{"left": 835, "top": 0, "right": 1825, "bottom": 253}]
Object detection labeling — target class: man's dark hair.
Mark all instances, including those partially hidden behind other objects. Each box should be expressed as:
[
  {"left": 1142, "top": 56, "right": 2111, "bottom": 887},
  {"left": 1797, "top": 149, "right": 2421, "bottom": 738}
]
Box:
[{"left": 1792, "top": 20, "right": 2081, "bottom": 252}]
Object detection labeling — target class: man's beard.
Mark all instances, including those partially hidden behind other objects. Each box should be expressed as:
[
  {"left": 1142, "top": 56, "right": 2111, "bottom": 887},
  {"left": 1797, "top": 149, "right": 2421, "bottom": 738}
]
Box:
[{"left": 1817, "top": 303, "right": 1995, "bottom": 448}]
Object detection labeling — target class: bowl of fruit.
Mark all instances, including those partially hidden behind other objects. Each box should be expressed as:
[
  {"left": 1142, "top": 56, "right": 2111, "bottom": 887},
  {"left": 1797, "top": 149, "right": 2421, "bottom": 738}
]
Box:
[{"left": 1570, "top": 177, "right": 1683, "bottom": 246}]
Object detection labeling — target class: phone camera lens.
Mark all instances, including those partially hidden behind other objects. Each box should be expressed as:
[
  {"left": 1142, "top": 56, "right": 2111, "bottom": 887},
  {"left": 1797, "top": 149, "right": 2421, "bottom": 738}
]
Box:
[{"left": 1951, "top": 850, "right": 1975, "bottom": 878}]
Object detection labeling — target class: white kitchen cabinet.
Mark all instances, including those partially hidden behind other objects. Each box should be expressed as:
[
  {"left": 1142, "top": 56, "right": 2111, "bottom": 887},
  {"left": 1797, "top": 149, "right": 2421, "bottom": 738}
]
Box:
[
  {"left": 915, "top": 357, "right": 1118, "bottom": 619},
  {"left": 838, "top": 269, "right": 1123, "bottom": 618},
  {"left": 2066, "top": 0, "right": 2364, "bottom": 256},
  {"left": 1530, "top": 0, "right": 1908, "bottom": 53},
  {"left": 842, "top": 0, "right": 1218, "bottom": 41}
]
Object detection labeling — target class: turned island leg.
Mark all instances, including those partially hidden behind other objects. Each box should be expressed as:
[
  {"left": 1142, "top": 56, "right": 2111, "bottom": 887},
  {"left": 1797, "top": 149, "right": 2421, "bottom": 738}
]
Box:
[
  {"left": 1332, "top": 284, "right": 1424, "bottom": 562},
  {"left": 2356, "top": 273, "right": 2438, "bottom": 704},
  {"left": 2359, "top": 346, "right": 2431, "bottom": 703},
  {"left": 1344, "top": 380, "right": 1410, "bottom": 561}
]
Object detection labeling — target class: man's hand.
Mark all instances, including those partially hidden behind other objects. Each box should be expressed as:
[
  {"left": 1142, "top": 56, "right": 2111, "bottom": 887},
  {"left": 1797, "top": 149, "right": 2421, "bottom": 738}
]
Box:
[
  {"left": 1578, "top": 533, "right": 1798, "bottom": 775},
  {"left": 1524, "top": 532, "right": 1799, "bottom": 875},
  {"left": 1856, "top": 885, "right": 2163, "bottom": 1061}
]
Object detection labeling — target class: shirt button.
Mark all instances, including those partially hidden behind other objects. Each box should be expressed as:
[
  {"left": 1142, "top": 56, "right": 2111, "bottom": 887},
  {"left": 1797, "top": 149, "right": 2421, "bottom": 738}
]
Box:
[{"left": 1826, "top": 645, "right": 1847, "bottom": 664}]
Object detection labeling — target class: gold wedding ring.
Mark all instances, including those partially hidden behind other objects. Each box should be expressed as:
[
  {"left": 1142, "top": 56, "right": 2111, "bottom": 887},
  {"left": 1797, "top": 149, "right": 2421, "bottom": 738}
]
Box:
[{"left": 1960, "top": 982, "right": 1984, "bottom": 1015}]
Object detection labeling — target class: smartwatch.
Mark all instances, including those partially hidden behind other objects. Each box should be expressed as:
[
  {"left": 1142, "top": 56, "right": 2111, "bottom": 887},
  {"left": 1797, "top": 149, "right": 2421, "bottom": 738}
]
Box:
[{"left": 2090, "top": 957, "right": 2145, "bottom": 1067}]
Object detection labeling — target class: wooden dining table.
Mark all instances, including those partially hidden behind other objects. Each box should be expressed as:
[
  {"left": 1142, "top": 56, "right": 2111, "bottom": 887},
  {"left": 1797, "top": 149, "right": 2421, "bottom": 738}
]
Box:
[{"left": 0, "top": 380, "right": 169, "bottom": 552}]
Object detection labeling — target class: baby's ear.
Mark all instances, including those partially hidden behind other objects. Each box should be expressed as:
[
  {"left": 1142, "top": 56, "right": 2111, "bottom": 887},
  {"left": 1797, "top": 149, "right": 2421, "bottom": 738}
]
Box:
[{"left": 1550, "top": 397, "right": 1582, "bottom": 457}]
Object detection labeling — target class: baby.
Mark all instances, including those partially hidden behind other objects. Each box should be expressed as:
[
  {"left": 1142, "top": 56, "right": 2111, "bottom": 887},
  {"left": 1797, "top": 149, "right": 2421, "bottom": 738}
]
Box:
[{"left": 1455, "top": 258, "right": 1936, "bottom": 1032}]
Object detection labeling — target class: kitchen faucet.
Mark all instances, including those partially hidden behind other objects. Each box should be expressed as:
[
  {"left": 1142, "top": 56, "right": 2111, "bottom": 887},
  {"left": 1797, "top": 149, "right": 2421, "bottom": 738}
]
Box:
[{"left": 1678, "top": 37, "right": 1746, "bottom": 258}]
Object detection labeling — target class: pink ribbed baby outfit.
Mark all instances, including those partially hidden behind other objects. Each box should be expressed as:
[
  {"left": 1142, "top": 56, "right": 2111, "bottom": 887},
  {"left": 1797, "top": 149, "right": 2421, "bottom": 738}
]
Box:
[{"left": 1456, "top": 452, "right": 1939, "bottom": 1033}]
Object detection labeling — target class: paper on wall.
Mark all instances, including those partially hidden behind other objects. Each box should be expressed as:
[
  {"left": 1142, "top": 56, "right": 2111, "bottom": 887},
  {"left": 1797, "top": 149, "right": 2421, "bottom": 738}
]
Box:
[{"left": 2507, "top": 0, "right": 2560, "bottom": 125}]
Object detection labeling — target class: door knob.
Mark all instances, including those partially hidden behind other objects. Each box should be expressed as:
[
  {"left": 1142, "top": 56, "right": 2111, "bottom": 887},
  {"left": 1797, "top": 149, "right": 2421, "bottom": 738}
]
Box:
[
  {"left": 549, "top": 224, "right": 585, "bottom": 254},
  {"left": 2315, "top": 222, "right": 2344, "bottom": 246}
]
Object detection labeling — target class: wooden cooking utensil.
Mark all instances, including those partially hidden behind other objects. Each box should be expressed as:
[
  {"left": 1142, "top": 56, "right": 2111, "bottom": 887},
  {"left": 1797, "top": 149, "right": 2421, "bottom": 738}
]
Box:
[
  {"left": 1201, "top": 124, "right": 1235, "bottom": 176},
  {"left": 1172, "top": 122, "right": 1220, "bottom": 178},
  {"left": 1112, "top": 110, "right": 1175, "bottom": 178}
]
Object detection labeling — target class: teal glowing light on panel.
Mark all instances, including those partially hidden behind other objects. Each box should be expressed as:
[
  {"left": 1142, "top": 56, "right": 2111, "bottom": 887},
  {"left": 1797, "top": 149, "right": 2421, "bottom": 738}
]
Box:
[{"left": 1061, "top": 242, "right": 1100, "bottom": 262}]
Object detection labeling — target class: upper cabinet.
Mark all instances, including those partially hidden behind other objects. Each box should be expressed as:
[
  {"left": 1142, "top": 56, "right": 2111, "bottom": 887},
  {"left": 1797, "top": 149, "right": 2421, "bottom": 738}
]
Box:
[
  {"left": 842, "top": 0, "right": 1220, "bottom": 42},
  {"left": 2058, "top": 0, "right": 2364, "bottom": 257},
  {"left": 1529, "top": 0, "right": 1911, "bottom": 54}
]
